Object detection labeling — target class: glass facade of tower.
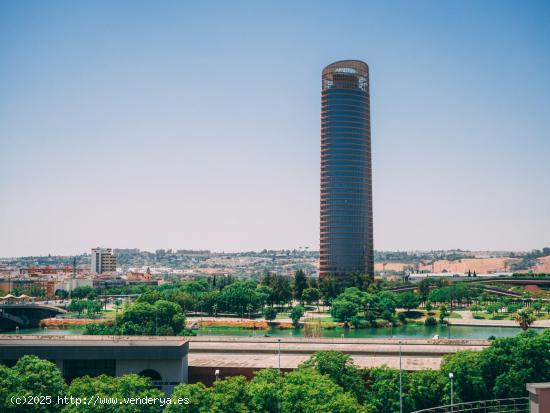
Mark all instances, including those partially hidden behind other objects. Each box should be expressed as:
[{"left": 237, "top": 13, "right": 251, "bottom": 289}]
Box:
[{"left": 320, "top": 60, "right": 374, "bottom": 285}]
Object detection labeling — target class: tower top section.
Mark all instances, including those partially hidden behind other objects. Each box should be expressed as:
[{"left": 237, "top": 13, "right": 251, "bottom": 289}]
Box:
[{"left": 322, "top": 60, "right": 369, "bottom": 92}]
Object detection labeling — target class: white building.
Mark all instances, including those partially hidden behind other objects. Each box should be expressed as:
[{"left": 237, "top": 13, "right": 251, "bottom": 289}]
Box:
[{"left": 90, "top": 247, "right": 117, "bottom": 274}]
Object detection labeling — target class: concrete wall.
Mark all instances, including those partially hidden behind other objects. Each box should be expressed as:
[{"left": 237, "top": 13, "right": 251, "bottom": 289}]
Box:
[
  {"left": 116, "top": 355, "right": 187, "bottom": 395},
  {"left": 527, "top": 383, "right": 550, "bottom": 413}
]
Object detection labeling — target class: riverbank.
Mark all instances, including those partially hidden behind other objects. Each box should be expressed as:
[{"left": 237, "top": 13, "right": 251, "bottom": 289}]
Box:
[{"left": 40, "top": 318, "right": 108, "bottom": 328}]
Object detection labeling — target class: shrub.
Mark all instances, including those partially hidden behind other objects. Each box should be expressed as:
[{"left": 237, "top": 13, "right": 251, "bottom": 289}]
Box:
[{"left": 425, "top": 316, "right": 438, "bottom": 326}]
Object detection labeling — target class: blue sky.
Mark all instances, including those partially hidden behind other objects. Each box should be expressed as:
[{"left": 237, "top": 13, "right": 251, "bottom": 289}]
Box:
[{"left": 1, "top": 0, "right": 549, "bottom": 256}]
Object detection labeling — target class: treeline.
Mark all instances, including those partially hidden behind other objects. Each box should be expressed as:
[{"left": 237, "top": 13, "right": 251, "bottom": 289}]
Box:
[{"left": 1, "top": 331, "right": 548, "bottom": 412}]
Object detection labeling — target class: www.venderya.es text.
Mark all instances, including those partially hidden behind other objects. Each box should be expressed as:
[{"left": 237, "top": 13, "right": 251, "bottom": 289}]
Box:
[{"left": 10, "top": 395, "right": 189, "bottom": 407}]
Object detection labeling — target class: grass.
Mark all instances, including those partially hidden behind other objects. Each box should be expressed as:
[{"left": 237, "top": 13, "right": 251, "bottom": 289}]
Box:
[
  {"left": 469, "top": 311, "right": 549, "bottom": 321},
  {"left": 303, "top": 316, "right": 335, "bottom": 323},
  {"left": 200, "top": 325, "right": 258, "bottom": 330}
]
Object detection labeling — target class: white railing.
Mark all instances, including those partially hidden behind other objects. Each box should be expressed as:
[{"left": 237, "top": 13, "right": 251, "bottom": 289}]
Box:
[{"left": 412, "top": 397, "right": 529, "bottom": 413}]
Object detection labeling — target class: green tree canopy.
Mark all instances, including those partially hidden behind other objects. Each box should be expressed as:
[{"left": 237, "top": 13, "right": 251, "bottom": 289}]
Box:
[
  {"left": 293, "top": 270, "right": 308, "bottom": 302},
  {"left": 2, "top": 356, "right": 66, "bottom": 413},
  {"left": 397, "top": 291, "right": 421, "bottom": 312},
  {"left": 63, "top": 374, "right": 164, "bottom": 413},
  {"left": 330, "top": 300, "right": 359, "bottom": 322},
  {"left": 264, "top": 307, "right": 277, "bottom": 321},
  {"left": 290, "top": 305, "right": 305, "bottom": 328},
  {"left": 301, "top": 351, "right": 365, "bottom": 402}
]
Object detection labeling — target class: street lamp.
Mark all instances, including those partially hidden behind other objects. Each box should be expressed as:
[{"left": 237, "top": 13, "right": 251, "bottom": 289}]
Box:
[
  {"left": 399, "top": 341, "right": 403, "bottom": 413},
  {"left": 449, "top": 372, "right": 454, "bottom": 412},
  {"left": 214, "top": 369, "right": 220, "bottom": 381},
  {"left": 278, "top": 339, "right": 281, "bottom": 372}
]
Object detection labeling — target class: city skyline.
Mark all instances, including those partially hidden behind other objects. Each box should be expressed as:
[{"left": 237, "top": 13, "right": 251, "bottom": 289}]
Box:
[{"left": 1, "top": 1, "right": 550, "bottom": 256}]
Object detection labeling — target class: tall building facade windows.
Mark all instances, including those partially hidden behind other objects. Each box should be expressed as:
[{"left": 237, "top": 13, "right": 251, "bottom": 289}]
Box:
[{"left": 320, "top": 60, "right": 374, "bottom": 286}]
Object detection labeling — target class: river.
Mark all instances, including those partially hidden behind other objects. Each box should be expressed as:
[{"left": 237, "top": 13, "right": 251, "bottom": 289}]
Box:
[{"left": 4, "top": 324, "right": 531, "bottom": 340}]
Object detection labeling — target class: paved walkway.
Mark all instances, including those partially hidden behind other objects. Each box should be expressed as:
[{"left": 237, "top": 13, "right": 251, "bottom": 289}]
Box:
[{"left": 450, "top": 310, "right": 550, "bottom": 328}]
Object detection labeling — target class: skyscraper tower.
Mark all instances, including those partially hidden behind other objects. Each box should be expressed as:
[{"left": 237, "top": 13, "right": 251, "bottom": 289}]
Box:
[{"left": 320, "top": 60, "right": 374, "bottom": 286}]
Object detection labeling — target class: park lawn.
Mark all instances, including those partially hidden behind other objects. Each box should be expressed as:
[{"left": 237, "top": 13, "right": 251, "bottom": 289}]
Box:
[
  {"left": 448, "top": 312, "right": 462, "bottom": 319},
  {"left": 472, "top": 312, "right": 547, "bottom": 321},
  {"left": 200, "top": 325, "right": 267, "bottom": 331},
  {"left": 303, "top": 316, "right": 335, "bottom": 323},
  {"left": 100, "top": 310, "right": 118, "bottom": 319}
]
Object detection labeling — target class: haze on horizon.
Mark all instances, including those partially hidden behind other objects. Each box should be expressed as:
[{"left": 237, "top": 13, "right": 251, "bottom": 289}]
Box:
[{"left": 1, "top": 1, "right": 549, "bottom": 257}]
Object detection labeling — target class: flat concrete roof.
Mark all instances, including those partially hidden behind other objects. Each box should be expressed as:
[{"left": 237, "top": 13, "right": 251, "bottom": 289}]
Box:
[
  {"left": 527, "top": 382, "right": 550, "bottom": 391},
  {"left": 189, "top": 354, "right": 441, "bottom": 371},
  {"left": 185, "top": 336, "right": 487, "bottom": 371},
  {"left": 0, "top": 335, "right": 189, "bottom": 360}
]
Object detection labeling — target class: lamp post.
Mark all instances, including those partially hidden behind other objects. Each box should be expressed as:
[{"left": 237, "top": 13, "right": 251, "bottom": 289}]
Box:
[
  {"left": 449, "top": 372, "right": 454, "bottom": 412},
  {"left": 399, "top": 341, "right": 403, "bottom": 413},
  {"left": 278, "top": 338, "right": 281, "bottom": 372}
]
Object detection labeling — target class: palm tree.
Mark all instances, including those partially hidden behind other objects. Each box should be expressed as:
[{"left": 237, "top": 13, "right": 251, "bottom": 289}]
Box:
[{"left": 515, "top": 309, "right": 535, "bottom": 331}]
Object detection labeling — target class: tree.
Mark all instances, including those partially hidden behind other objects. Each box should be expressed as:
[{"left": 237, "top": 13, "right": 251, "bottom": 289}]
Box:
[
  {"left": 532, "top": 300, "right": 543, "bottom": 315},
  {"left": 330, "top": 300, "right": 359, "bottom": 322},
  {"left": 154, "top": 300, "right": 186, "bottom": 335},
  {"left": 0, "top": 364, "right": 17, "bottom": 412},
  {"left": 86, "top": 300, "right": 103, "bottom": 317},
  {"left": 68, "top": 300, "right": 87, "bottom": 316},
  {"left": 375, "top": 291, "right": 398, "bottom": 317},
  {"left": 486, "top": 303, "right": 501, "bottom": 317},
  {"left": 71, "top": 286, "right": 95, "bottom": 299},
  {"left": 425, "top": 316, "right": 437, "bottom": 326},
  {"left": 301, "top": 288, "right": 321, "bottom": 311},
  {"left": 264, "top": 307, "right": 277, "bottom": 322},
  {"left": 6, "top": 356, "right": 66, "bottom": 413},
  {"left": 165, "top": 382, "right": 212, "bottom": 413},
  {"left": 109, "top": 299, "right": 186, "bottom": 336},
  {"left": 506, "top": 303, "right": 522, "bottom": 314},
  {"left": 262, "top": 275, "right": 293, "bottom": 307},
  {"left": 398, "top": 291, "right": 421, "bottom": 313},
  {"left": 478, "top": 330, "right": 550, "bottom": 398},
  {"left": 363, "top": 367, "right": 414, "bottom": 413},
  {"left": 217, "top": 281, "right": 263, "bottom": 315},
  {"left": 55, "top": 289, "right": 69, "bottom": 299},
  {"left": 290, "top": 305, "right": 305, "bottom": 328},
  {"left": 425, "top": 301, "right": 433, "bottom": 313},
  {"left": 64, "top": 374, "right": 164, "bottom": 413},
  {"left": 441, "top": 350, "right": 488, "bottom": 402},
  {"left": 136, "top": 289, "right": 163, "bottom": 304},
  {"left": 247, "top": 369, "right": 282, "bottom": 412},
  {"left": 408, "top": 370, "right": 447, "bottom": 411},
  {"left": 439, "top": 305, "right": 450, "bottom": 323},
  {"left": 293, "top": 270, "right": 308, "bottom": 302},
  {"left": 417, "top": 278, "right": 431, "bottom": 302},
  {"left": 301, "top": 351, "right": 365, "bottom": 402},
  {"left": 337, "top": 287, "right": 365, "bottom": 307},
  {"left": 281, "top": 368, "right": 367, "bottom": 413},
  {"left": 515, "top": 309, "right": 535, "bottom": 330},
  {"left": 171, "top": 291, "right": 197, "bottom": 313},
  {"left": 319, "top": 274, "right": 338, "bottom": 305},
  {"left": 208, "top": 376, "right": 250, "bottom": 413}
]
